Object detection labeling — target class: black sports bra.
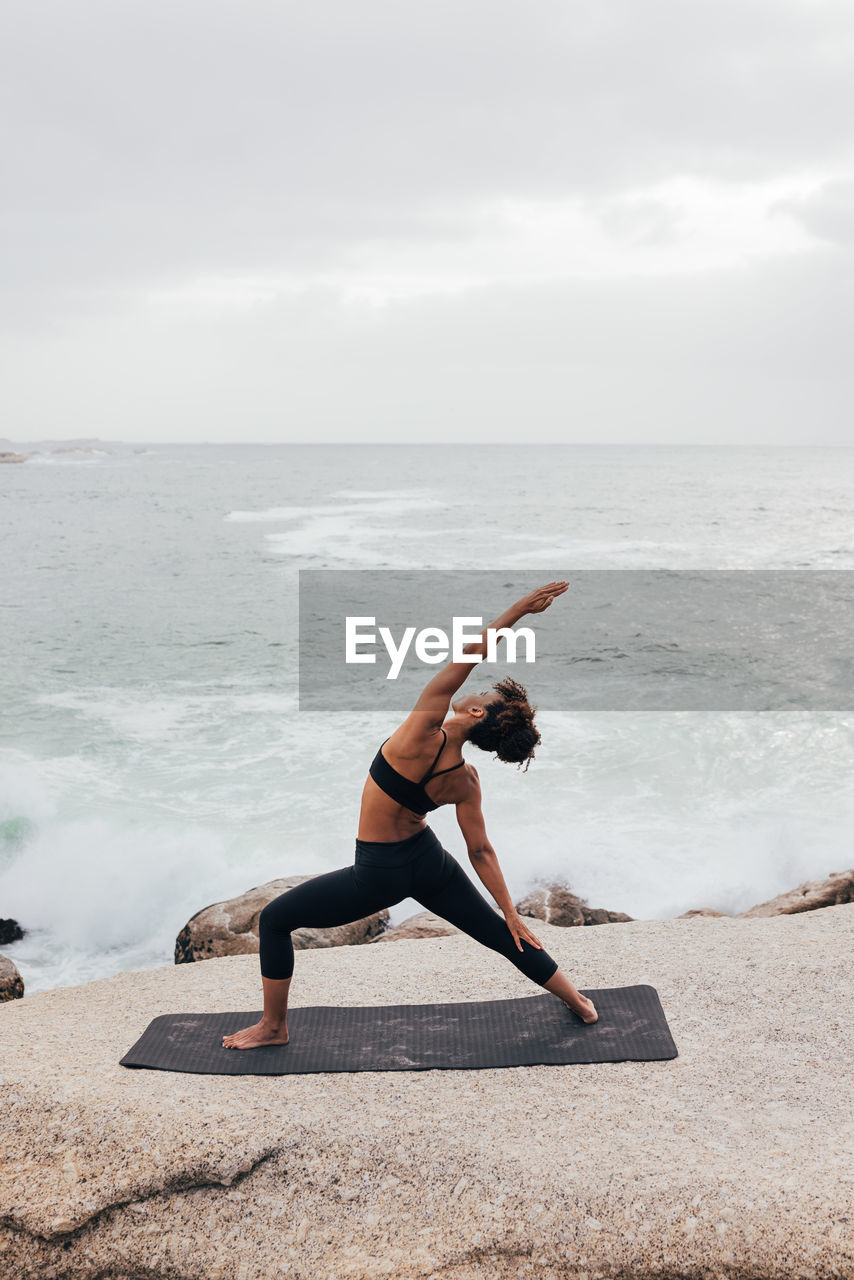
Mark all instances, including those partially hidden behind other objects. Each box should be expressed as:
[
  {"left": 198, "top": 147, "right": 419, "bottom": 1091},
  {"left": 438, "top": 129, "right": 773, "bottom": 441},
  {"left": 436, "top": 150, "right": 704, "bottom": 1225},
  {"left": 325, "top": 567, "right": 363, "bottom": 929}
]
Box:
[{"left": 369, "top": 729, "right": 465, "bottom": 814}]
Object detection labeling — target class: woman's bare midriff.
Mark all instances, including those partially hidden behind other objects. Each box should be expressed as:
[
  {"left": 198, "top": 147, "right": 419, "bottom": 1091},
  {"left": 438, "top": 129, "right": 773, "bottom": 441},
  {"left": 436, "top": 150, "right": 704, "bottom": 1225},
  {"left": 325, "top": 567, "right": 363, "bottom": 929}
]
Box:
[
  {"left": 356, "top": 769, "right": 470, "bottom": 841},
  {"left": 356, "top": 776, "right": 428, "bottom": 841}
]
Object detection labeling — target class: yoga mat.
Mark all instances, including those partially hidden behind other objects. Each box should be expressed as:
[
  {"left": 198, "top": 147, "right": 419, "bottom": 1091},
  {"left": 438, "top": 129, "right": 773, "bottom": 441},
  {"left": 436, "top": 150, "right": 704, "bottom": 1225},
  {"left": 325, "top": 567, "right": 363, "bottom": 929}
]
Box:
[{"left": 120, "top": 985, "right": 677, "bottom": 1075}]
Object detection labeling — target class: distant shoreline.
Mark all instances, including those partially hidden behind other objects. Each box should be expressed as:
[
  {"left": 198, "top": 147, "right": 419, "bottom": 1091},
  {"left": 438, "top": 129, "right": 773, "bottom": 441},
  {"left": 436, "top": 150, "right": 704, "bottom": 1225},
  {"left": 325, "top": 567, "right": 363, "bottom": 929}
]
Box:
[{"left": 1, "top": 441, "right": 150, "bottom": 463}]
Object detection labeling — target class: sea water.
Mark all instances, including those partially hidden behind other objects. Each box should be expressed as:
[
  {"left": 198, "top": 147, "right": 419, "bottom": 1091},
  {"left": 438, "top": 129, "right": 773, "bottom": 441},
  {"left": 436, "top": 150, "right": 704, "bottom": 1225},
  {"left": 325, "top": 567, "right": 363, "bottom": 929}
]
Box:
[{"left": 1, "top": 443, "right": 853, "bottom": 993}]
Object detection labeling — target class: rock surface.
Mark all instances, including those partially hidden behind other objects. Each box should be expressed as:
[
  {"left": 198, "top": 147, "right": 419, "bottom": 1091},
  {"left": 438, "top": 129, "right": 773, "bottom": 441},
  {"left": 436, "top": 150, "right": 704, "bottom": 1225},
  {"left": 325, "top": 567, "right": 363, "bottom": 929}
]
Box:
[
  {"left": 0, "top": 918, "right": 24, "bottom": 945},
  {"left": 678, "top": 908, "right": 730, "bottom": 918},
  {"left": 2, "top": 906, "right": 852, "bottom": 1278},
  {"left": 516, "top": 883, "right": 634, "bottom": 927},
  {"left": 174, "top": 876, "right": 389, "bottom": 963},
  {"left": 0, "top": 955, "right": 24, "bottom": 1001},
  {"left": 739, "top": 866, "right": 854, "bottom": 917},
  {"left": 370, "top": 910, "right": 461, "bottom": 942}
]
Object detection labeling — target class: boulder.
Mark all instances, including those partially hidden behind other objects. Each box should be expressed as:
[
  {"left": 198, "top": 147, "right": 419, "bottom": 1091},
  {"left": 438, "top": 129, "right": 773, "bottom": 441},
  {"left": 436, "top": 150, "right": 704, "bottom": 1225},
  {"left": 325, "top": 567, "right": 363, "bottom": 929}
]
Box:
[
  {"left": 0, "top": 955, "right": 24, "bottom": 1001},
  {"left": 582, "top": 905, "right": 636, "bottom": 925},
  {"left": 739, "top": 867, "right": 854, "bottom": 918},
  {"left": 0, "top": 918, "right": 24, "bottom": 945},
  {"left": 677, "top": 908, "right": 730, "bottom": 919},
  {"left": 1, "top": 906, "right": 852, "bottom": 1278},
  {"left": 174, "top": 875, "right": 388, "bottom": 963},
  {"left": 516, "top": 883, "right": 634, "bottom": 927},
  {"left": 371, "top": 910, "right": 461, "bottom": 942}
]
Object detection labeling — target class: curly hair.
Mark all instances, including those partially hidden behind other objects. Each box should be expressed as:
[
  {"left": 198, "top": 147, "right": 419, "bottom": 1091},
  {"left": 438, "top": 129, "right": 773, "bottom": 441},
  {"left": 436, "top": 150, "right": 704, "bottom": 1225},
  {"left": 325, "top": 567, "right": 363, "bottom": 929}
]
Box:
[{"left": 466, "top": 676, "right": 541, "bottom": 771}]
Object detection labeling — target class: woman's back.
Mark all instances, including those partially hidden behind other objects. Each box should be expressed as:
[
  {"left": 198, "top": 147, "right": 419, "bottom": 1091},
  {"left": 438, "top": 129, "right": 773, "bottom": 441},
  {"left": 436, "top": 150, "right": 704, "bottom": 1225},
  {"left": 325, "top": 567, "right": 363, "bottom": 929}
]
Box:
[{"left": 358, "top": 726, "right": 469, "bottom": 840}]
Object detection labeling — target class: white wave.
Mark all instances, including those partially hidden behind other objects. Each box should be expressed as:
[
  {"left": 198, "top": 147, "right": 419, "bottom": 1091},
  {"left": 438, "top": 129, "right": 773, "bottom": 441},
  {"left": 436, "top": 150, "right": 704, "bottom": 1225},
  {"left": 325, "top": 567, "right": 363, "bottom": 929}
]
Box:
[
  {"left": 39, "top": 690, "right": 190, "bottom": 741},
  {"left": 0, "top": 809, "right": 278, "bottom": 992},
  {"left": 0, "top": 755, "right": 56, "bottom": 847},
  {"left": 226, "top": 494, "right": 446, "bottom": 522},
  {"left": 227, "top": 489, "right": 457, "bottom": 567},
  {"left": 457, "top": 709, "right": 854, "bottom": 919},
  {"left": 37, "top": 687, "right": 297, "bottom": 743},
  {"left": 263, "top": 518, "right": 445, "bottom": 567},
  {"left": 0, "top": 753, "right": 324, "bottom": 994}
]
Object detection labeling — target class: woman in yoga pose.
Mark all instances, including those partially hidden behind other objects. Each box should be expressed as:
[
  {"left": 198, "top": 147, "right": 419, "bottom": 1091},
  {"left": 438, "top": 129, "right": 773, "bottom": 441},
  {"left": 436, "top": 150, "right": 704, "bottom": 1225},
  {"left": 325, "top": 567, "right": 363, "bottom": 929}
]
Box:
[{"left": 223, "top": 581, "right": 598, "bottom": 1049}]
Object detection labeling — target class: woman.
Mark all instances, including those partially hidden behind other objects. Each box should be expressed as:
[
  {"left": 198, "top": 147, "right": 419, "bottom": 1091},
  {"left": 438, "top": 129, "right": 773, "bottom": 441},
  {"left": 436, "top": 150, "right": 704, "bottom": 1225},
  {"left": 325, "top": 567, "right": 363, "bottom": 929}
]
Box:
[{"left": 223, "top": 580, "right": 598, "bottom": 1050}]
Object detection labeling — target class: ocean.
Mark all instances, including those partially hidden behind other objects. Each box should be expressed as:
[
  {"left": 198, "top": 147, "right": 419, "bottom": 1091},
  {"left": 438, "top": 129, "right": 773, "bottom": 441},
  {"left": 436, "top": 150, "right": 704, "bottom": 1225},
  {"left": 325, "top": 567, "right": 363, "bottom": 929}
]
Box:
[{"left": 2, "top": 442, "right": 853, "bottom": 994}]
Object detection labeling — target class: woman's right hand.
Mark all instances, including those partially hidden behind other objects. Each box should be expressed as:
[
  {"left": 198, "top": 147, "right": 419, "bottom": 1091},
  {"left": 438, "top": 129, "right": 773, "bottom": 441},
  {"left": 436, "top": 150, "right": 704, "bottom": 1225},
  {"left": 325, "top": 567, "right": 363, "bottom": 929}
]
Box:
[
  {"left": 518, "top": 581, "right": 569, "bottom": 615},
  {"left": 503, "top": 909, "right": 545, "bottom": 952}
]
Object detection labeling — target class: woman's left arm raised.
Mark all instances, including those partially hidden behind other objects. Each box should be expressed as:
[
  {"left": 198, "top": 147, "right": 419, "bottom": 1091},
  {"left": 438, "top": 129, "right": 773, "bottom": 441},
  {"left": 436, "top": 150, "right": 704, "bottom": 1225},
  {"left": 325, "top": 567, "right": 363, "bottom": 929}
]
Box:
[{"left": 405, "top": 581, "right": 569, "bottom": 729}]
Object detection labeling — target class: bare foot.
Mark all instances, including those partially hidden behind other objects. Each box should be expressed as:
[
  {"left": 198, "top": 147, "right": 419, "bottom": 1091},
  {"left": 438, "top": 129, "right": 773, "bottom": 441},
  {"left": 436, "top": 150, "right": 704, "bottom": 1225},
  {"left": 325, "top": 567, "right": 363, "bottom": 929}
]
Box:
[
  {"left": 565, "top": 994, "right": 598, "bottom": 1025},
  {"left": 222, "top": 1020, "right": 289, "bottom": 1050}
]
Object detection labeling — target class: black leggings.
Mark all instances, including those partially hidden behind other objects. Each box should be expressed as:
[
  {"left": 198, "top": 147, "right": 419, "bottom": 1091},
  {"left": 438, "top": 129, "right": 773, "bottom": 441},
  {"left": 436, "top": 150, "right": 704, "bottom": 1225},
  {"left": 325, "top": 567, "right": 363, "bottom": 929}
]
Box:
[{"left": 259, "top": 825, "right": 559, "bottom": 986}]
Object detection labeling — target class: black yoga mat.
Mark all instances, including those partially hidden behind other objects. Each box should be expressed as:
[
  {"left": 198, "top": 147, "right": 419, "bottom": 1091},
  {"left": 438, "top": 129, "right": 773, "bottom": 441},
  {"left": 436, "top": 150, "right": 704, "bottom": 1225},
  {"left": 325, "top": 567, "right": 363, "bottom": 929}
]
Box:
[{"left": 119, "top": 985, "right": 677, "bottom": 1075}]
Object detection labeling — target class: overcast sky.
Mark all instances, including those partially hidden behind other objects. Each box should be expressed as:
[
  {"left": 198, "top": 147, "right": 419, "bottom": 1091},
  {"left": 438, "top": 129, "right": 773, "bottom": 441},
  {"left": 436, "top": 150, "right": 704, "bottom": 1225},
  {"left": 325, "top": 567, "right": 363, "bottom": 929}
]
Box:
[{"left": 3, "top": 0, "right": 854, "bottom": 444}]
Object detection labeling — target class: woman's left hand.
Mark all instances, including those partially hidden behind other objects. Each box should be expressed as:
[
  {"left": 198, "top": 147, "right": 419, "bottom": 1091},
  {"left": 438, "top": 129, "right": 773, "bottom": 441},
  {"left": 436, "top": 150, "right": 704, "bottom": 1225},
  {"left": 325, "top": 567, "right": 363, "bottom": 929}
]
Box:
[
  {"left": 518, "top": 581, "right": 569, "bottom": 615},
  {"left": 503, "top": 910, "right": 544, "bottom": 951}
]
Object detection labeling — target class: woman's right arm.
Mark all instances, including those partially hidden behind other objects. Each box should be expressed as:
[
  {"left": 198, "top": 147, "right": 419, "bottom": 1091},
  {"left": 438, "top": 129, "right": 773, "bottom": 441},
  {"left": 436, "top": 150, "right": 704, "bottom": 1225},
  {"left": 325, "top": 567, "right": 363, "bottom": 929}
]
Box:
[{"left": 456, "top": 771, "right": 545, "bottom": 952}]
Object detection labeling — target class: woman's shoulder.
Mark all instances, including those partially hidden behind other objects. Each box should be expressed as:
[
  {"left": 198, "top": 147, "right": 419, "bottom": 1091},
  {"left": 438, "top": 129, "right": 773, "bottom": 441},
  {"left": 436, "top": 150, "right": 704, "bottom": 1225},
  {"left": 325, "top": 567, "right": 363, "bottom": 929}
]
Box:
[{"left": 384, "top": 718, "right": 445, "bottom": 759}]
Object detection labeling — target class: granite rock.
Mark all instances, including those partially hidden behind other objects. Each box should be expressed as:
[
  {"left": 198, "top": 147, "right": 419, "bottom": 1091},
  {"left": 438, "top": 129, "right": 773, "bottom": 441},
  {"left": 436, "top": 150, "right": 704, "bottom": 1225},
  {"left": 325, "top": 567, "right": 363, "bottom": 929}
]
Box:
[
  {"left": 0, "top": 955, "right": 24, "bottom": 1001},
  {"left": 739, "top": 866, "right": 854, "bottom": 917},
  {"left": 175, "top": 876, "right": 389, "bottom": 963},
  {"left": 1, "top": 906, "right": 852, "bottom": 1278},
  {"left": 678, "top": 908, "right": 730, "bottom": 919},
  {"left": 516, "top": 883, "right": 634, "bottom": 927},
  {"left": 0, "top": 918, "right": 24, "bottom": 945},
  {"left": 370, "top": 910, "right": 461, "bottom": 942},
  {"left": 582, "top": 905, "right": 635, "bottom": 924}
]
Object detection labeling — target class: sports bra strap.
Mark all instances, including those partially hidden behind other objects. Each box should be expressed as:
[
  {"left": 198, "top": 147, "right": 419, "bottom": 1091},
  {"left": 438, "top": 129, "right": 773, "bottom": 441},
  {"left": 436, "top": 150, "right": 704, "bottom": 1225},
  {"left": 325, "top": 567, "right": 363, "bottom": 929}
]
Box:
[
  {"left": 419, "top": 730, "right": 448, "bottom": 783},
  {"left": 428, "top": 761, "right": 466, "bottom": 778}
]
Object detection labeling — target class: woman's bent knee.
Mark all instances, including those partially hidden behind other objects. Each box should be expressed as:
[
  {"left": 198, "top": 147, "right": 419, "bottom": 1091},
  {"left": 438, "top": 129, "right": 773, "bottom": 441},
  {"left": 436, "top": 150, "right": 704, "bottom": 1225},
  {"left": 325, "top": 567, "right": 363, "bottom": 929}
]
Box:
[
  {"left": 259, "top": 898, "right": 291, "bottom": 935},
  {"left": 259, "top": 900, "right": 295, "bottom": 980}
]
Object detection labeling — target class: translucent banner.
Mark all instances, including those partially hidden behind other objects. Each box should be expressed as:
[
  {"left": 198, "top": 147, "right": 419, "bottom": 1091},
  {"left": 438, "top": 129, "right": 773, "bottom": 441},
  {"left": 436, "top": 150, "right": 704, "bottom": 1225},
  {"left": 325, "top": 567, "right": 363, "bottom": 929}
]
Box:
[{"left": 298, "top": 570, "right": 854, "bottom": 712}]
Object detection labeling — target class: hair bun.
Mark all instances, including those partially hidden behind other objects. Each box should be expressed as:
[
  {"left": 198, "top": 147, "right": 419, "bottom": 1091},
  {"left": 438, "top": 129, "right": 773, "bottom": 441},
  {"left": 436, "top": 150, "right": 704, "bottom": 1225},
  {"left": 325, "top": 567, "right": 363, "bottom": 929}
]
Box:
[{"left": 468, "top": 676, "right": 541, "bottom": 770}]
